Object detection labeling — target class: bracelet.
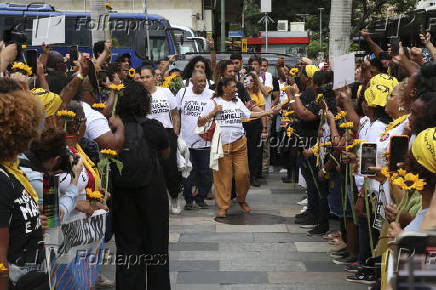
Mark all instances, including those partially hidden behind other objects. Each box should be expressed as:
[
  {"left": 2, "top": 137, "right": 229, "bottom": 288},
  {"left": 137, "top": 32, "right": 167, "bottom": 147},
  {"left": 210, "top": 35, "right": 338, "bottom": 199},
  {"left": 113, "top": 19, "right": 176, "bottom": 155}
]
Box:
[{"left": 76, "top": 73, "right": 84, "bottom": 80}]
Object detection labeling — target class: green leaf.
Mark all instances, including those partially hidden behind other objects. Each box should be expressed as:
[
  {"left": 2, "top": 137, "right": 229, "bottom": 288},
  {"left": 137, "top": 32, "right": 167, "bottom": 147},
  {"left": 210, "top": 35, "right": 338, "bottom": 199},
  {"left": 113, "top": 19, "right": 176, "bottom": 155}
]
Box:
[
  {"left": 97, "top": 158, "right": 109, "bottom": 174},
  {"left": 113, "top": 159, "right": 124, "bottom": 174}
]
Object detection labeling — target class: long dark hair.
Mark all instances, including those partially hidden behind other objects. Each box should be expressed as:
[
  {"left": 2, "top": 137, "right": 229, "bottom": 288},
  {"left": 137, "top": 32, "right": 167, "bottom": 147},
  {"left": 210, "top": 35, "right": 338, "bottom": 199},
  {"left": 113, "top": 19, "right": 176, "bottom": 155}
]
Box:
[
  {"left": 182, "top": 56, "right": 212, "bottom": 80},
  {"left": 313, "top": 71, "right": 337, "bottom": 115},
  {"left": 374, "top": 105, "right": 392, "bottom": 124},
  {"left": 214, "top": 59, "right": 234, "bottom": 85},
  {"left": 216, "top": 77, "right": 237, "bottom": 101}
]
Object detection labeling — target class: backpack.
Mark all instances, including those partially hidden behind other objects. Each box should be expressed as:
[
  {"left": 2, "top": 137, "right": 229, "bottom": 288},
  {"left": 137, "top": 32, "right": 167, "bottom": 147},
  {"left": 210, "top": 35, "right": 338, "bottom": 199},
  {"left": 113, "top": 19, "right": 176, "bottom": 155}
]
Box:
[{"left": 112, "top": 117, "right": 157, "bottom": 188}]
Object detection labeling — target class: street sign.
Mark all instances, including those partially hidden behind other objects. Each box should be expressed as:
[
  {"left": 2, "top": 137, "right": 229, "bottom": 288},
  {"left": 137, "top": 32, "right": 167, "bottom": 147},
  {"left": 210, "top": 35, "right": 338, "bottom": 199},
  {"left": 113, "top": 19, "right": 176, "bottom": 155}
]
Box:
[
  {"left": 261, "top": 0, "right": 271, "bottom": 13},
  {"left": 241, "top": 38, "right": 248, "bottom": 52},
  {"left": 229, "top": 30, "right": 243, "bottom": 38}
]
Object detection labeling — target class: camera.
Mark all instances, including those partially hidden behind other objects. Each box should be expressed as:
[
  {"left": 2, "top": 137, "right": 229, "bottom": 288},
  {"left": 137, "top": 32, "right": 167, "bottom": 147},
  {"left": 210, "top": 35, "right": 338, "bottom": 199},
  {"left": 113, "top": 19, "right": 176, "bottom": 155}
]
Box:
[
  {"left": 3, "top": 26, "right": 27, "bottom": 61},
  {"left": 55, "top": 148, "right": 79, "bottom": 177}
]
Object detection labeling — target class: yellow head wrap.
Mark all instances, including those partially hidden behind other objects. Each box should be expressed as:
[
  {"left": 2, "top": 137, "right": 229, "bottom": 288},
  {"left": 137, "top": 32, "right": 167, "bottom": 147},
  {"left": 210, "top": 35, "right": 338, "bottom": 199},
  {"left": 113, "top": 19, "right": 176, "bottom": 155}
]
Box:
[
  {"left": 31, "top": 88, "right": 62, "bottom": 118},
  {"left": 304, "top": 65, "right": 320, "bottom": 79},
  {"left": 411, "top": 127, "right": 436, "bottom": 174},
  {"left": 364, "top": 74, "right": 399, "bottom": 107}
]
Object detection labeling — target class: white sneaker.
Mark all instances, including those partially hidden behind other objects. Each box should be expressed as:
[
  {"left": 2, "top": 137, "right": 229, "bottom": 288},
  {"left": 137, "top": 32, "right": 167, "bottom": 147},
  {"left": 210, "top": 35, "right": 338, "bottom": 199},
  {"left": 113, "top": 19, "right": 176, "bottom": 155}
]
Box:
[
  {"left": 297, "top": 198, "right": 308, "bottom": 206},
  {"left": 171, "top": 197, "right": 182, "bottom": 214},
  {"left": 300, "top": 206, "right": 307, "bottom": 213}
]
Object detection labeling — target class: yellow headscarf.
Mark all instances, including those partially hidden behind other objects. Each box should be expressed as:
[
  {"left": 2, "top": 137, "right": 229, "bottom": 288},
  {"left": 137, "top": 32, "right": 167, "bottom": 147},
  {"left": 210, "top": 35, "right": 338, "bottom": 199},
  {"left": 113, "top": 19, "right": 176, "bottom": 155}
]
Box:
[
  {"left": 304, "top": 65, "right": 320, "bottom": 79},
  {"left": 1, "top": 159, "right": 38, "bottom": 203},
  {"left": 364, "top": 74, "right": 399, "bottom": 107},
  {"left": 411, "top": 127, "right": 436, "bottom": 174},
  {"left": 31, "top": 88, "right": 62, "bottom": 118}
]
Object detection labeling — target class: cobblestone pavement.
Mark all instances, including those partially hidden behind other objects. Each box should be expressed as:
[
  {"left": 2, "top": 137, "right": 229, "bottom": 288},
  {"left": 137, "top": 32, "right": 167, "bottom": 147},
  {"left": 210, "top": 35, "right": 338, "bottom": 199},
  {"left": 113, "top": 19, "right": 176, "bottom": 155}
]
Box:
[{"left": 102, "top": 173, "right": 366, "bottom": 290}]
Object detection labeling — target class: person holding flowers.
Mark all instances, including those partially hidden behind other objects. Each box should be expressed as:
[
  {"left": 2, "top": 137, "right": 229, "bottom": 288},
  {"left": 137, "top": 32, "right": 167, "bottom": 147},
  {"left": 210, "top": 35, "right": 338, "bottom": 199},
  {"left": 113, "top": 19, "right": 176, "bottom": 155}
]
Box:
[
  {"left": 386, "top": 127, "right": 436, "bottom": 236},
  {"left": 0, "top": 78, "right": 47, "bottom": 289}
]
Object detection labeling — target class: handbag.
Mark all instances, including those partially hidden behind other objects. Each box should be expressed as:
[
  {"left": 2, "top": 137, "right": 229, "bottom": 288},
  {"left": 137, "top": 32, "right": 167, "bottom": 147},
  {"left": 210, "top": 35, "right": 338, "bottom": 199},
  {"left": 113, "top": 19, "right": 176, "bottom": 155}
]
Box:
[{"left": 199, "top": 99, "right": 217, "bottom": 142}]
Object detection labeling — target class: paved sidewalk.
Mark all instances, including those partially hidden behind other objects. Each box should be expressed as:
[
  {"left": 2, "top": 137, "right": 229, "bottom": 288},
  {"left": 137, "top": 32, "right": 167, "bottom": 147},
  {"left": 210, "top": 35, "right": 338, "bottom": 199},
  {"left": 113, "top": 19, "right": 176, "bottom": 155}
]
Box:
[{"left": 166, "top": 174, "right": 366, "bottom": 290}]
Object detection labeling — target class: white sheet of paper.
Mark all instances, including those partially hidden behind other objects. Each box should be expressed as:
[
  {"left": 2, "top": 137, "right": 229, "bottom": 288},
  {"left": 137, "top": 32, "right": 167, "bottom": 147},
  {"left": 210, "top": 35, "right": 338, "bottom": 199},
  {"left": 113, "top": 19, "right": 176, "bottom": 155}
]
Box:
[
  {"left": 333, "top": 53, "right": 355, "bottom": 89},
  {"left": 32, "top": 15, "right": 65, "bottom": 46}
]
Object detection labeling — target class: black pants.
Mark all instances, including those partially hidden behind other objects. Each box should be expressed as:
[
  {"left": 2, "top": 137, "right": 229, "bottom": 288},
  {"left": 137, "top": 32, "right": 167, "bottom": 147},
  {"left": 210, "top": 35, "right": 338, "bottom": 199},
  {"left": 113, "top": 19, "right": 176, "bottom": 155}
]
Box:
[
  {"left": 160, "top": 128, "right": 180, "bottom": 198},
  {"left": 299, "top": 155, "right": 330, "bottom": 227},
  {"left": 243, "top": 119, "right": 262, "bottom": 181},
  {"left": 112, "top": 172, "right": 170, "bottom": 290}
]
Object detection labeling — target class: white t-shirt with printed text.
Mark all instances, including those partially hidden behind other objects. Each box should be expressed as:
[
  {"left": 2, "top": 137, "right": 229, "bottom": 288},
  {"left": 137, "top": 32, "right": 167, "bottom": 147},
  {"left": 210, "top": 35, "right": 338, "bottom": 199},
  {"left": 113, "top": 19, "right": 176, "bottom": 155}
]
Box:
[
  {"left": 202, "top": 97, "right": 251, "bottom": 145},
  {"left": 149, "top": 87, "right": 177, "bottom": 129},
  {"left": 176, "top": 87, "right": 214, "bottom": 148}
]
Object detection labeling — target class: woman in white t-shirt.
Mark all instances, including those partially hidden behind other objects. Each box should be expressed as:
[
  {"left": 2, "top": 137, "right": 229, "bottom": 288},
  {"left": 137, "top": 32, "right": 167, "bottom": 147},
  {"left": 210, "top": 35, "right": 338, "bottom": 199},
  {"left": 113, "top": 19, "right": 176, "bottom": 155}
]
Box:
[{"left": 199, "top": 77, "right": 280, "bottom": 218}]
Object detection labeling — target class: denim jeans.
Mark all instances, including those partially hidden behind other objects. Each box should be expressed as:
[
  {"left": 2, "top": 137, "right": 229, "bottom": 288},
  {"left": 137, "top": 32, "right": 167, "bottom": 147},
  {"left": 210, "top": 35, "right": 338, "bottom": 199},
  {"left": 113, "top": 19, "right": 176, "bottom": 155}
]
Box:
[{"left": 183, "top": 148, "right": 212, "bottom": 203}]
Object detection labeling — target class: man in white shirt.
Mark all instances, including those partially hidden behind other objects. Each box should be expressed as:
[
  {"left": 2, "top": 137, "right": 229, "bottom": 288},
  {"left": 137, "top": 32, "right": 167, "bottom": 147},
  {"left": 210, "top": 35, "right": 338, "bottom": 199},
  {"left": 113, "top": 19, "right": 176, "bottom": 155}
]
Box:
[
  {"left": 175, "top": 70, "right": 214, "bottom": 210},
  {"left": 138, "top": 65, "right": 182, "bottom": 214}
]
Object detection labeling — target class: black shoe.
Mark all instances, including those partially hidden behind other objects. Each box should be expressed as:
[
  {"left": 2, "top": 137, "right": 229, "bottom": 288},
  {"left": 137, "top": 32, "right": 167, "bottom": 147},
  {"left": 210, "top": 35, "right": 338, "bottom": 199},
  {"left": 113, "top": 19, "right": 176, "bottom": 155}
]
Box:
[
  {"left": 295, "top": 214, "right": 316, "bottom": 226},
  {"left": 295, "top": 210, "right": 309, "bottom": 219},
  {"left": 330, "top": 250, "right": 349, "bottom": 259},
  {"left": 307, "top": 224, "right": 329, "bottom": 236},
  {"left": 332, "top": 255, "right": 357, "bottom": 265},
  {"left": 250, "top": 177, "right": 261, "bottom": 187},
  {"left": 346, "top": 270, "right": 376, "bottom": 285},
  {"left": 195, "top": 200, "right": 209, "bottom": 209},
  {"left": 184, "top": 202, "right": 194, "bottom": 210},
  {"left": 345, "top": 262, "right": 362, "bottom": 274}
]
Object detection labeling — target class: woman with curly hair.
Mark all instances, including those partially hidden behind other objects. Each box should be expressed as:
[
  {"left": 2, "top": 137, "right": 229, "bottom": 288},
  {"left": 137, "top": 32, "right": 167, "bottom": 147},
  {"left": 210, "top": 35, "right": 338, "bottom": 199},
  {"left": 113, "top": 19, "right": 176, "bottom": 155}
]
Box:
[
  {"left": 112, "top": 81, "right": 170, "bottom": 290},
  {"left": 0, "top": 78, "right": 47, "bottom": 289},
  {"left": 181, "top": 55, "right": 214, "bottom": 89}
]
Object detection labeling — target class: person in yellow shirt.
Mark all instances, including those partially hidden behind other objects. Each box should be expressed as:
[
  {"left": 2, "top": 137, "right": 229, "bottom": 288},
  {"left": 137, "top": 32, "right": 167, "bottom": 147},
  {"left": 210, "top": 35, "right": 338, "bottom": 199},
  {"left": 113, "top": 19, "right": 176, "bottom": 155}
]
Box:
[{"left": 242, "top": 72, "right": 267, "bottom": 187}]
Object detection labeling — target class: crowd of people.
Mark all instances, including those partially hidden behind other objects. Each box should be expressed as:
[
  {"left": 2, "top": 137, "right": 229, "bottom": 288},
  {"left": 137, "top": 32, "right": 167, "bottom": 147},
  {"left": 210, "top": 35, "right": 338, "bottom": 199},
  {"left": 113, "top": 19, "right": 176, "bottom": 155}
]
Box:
[{"left": 0, "top": 27, "right": 435, "bottom": 290}]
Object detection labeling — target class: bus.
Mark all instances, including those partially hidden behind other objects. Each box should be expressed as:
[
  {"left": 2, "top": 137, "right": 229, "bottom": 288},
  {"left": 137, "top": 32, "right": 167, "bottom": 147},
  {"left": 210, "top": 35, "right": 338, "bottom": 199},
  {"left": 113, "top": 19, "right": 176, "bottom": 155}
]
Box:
[{"left": 0, "top": 3, "right": 179, "bottom": 67}]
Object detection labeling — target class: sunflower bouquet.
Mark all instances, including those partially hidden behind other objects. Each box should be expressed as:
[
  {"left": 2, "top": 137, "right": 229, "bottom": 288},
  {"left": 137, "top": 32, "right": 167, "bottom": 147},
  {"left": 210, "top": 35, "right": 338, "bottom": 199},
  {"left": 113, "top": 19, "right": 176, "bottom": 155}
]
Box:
[
  {"left": 105, "top": 2, "right": 113, "bottom": 11},
  {"left": 98, "top": 149, "right": 123, "bottom": 205},
  {"left": 107, "top": 83, "right": 124, "bottom": 117},
  {"left": 381, "top": 168, "right": 426, "bottom": 223},
  {"left": 161, "top": 72, "right": 185, "bottom": 95}
]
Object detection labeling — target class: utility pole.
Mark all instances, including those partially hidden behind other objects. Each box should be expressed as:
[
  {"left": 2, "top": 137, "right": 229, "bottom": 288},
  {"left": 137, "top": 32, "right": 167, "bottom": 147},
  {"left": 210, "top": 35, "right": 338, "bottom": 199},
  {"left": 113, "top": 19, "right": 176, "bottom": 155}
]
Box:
[
  {"left": 143, "top": 0, "right": 151, "bottom": 60},
  {"left": 319, "top": 8, "right": 324, "bottom": 57},
  {"left": 220, "top": 0, "right": 225, "bottom": 52}
]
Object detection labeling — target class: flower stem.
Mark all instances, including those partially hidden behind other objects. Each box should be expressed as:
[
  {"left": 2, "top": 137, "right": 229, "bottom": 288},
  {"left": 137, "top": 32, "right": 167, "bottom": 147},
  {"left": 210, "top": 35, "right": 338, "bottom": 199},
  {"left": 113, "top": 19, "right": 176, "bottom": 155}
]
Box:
[
  {"left": 104, "top": 162, "right": 109, "bottom": 206},
  {"left": 364, "top": 179, "right": 375, "bottom": 256},
  {"left": 112, "top": 93, "right": 119, "bottom": 117}
]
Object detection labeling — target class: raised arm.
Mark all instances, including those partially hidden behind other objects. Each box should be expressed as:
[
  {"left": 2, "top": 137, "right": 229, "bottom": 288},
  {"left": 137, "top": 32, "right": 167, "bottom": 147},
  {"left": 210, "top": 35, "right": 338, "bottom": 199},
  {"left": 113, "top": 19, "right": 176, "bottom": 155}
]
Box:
[{"left": 361, "top": 29, "right": 384, "bottom": 57}]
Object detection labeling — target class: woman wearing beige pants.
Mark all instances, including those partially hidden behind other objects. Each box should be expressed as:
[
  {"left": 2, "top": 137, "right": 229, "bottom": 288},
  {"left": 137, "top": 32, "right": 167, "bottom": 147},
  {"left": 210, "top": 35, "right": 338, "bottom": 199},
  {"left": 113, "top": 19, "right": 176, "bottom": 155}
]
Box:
[{"left": 199, "top": 77, "right": 280, "bottom": 218}]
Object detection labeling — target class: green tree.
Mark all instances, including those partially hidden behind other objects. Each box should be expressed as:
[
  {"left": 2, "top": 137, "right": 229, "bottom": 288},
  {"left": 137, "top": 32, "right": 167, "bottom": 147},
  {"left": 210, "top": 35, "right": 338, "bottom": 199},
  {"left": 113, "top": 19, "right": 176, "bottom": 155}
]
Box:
[{"left": 243, "top": 0, "right": 263, "bottom": 37}]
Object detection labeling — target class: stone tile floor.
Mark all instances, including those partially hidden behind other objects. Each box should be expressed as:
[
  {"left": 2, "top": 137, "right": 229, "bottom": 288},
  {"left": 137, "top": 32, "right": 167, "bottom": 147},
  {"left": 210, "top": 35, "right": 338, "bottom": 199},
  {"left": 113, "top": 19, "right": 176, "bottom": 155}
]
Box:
[{"left": 101, "top": 173, "right": 366, "bottom": 289}]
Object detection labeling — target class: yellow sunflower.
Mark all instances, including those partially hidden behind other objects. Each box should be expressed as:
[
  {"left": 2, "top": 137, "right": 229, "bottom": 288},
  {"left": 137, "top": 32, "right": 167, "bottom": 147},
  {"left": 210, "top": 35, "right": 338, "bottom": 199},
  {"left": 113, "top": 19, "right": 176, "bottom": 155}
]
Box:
[
  {"left": 315, "top": 93, "right": 323, "bottom": 103},
  {"left": 92, "top": 103, "right": 106, "bottom": 110},
  {"left": 86, "top": 188, "right": 103, "bottom": 200},
  {"left": 335, "top": 111, "right": 347, "bottom": 120},
  {"left": 339, "top": 122, "right": 354, "bottom": 129},
  {"left": 289, "top": 68, "right": 299, "bottom": 76},
  {"left": 56, "top": 110, "right": 76, "bottom": 118},
  {"left": 381, "top": 167, "right": 391, "bottom": 179},
  {"left": 105, "top": 2, "right": 113, "bottom": 10},
  {"left": 320, "top": 141, "right": 332, "bottom": 147},
  {"left": 108, "top": 83, "right": 125, "bottom": 91},
  {"left": 128, "top": 68, "right": 135, "bottom": 78},
  {"left": 11, "top": 62, "right": 32, "bottom": 76},
  {"left": 101, "top": 149, "right": 118, "bottom": 157}
]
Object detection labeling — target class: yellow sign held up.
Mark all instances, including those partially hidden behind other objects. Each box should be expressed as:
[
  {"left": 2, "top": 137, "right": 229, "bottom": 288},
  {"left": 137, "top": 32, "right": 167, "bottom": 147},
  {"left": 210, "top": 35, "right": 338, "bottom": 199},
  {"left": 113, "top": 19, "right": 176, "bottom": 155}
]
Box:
[{"left": 241, "top": 38, "right": 248, "bottom": 53}]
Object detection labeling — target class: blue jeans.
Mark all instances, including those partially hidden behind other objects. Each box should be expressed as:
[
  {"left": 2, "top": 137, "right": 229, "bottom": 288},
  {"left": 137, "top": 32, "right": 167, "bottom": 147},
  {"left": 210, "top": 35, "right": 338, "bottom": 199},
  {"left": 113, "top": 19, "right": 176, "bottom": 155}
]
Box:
[{"left": 183, "top": 148, "right": 212, "bottom": 203}]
